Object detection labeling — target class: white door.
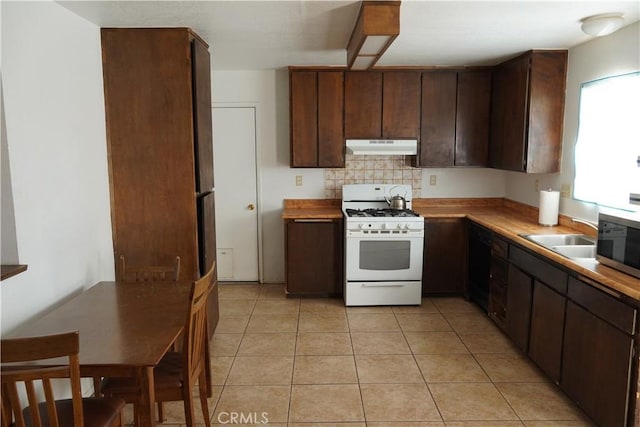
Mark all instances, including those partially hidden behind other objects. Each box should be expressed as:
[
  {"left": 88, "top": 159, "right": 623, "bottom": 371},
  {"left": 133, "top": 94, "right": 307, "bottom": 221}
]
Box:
[{"left": 213, "top": 106, "right": 259, "bottom": 281}]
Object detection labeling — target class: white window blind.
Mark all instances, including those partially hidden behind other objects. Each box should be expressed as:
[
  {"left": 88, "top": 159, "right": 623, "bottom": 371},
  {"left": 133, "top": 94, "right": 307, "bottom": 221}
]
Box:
[{"left": 573, "top": 72, "right": 640, "bottom": 211}]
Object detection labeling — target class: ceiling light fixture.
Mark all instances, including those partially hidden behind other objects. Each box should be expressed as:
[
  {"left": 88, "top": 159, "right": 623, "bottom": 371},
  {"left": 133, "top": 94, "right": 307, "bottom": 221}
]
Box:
[
  {"left": 581, "top": 13, "right": 625, "bottom": 37},
  {"left": 347, "top": 1, "right": 400, "bottom": 70}
]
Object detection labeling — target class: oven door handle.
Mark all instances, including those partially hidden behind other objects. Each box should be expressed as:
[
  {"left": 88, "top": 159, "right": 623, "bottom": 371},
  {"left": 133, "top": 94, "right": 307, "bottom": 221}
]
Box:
[{"left": 361, "top": 283, "right": 408, "bottom": 287}]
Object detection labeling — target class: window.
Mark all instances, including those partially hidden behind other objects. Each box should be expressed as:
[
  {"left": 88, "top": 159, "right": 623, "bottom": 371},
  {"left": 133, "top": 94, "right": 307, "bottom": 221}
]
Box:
[{"left": 573, "top": 72, "right": 640, "bottom": 211}]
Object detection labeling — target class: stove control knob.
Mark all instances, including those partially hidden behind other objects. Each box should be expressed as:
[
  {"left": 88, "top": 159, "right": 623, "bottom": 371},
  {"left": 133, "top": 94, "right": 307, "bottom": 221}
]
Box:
[
  {"left": 358, "top": 223, "right": 365, "bottom": 229},
  {"left": 400, "top": 223, "right": 408, "bottom": 230}
]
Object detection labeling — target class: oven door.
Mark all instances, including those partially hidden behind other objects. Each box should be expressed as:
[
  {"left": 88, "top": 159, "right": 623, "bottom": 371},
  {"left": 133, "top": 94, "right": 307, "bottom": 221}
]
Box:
[{"left": 346, "top": 230, "right": 423, "bottom": 281}]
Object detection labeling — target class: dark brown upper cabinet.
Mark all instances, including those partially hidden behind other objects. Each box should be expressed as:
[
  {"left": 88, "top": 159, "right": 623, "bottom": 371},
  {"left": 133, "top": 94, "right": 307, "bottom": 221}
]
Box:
[
  {"left": 419, "top": 69, "right": 491, "bottom": 167},
  {"left": 290, "top": 69, "right": 344, "bottom": 168},
  {"left": 420, "top": 71, "right": 456, "bottom": 166},
  {"left": 345, "top": 71, "right": 382, "bottom": 138},
  {"left": 382, "top": 71, "right": 422, "bottom": 138},
  {"left": 345, "top": 71, "right": 420, "bottom": 139},
  {"left": 456, "top": 70, "right": 492, "bottom": 166},
  {"left": 489, "top": 50, "right": 568, "bottom": 173}
]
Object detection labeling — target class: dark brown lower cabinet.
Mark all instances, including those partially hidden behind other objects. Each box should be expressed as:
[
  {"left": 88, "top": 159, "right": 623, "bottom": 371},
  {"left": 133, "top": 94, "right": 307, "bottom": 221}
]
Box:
[
  {"left": 422, "top": 218, "right": 467, "bottom": 295},
  {"left": 528, "top": 281, "right": 565, "bottom": 382},
  {"left": 562, "top": 300, "right": 634, "bottom": 427},
  {"left": 286, "top": 219, "right": 343, "bottom": 296},
  {"left": 506, "top": 264, "right": 533, "bottom": 352}
]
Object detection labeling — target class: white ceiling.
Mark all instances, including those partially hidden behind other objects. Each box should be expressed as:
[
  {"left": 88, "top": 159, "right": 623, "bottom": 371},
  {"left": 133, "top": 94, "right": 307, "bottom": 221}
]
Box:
[{"left": 58, "top": 0, "right": 640, "bottom": 70}]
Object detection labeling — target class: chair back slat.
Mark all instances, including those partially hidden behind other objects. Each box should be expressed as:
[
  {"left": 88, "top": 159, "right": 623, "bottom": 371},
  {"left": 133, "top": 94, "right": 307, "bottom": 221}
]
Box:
[
  {"left": 118, "top": 255, "right": 181, "bottom": 283},
  {"left": 5, "top": 382, "right": 25, "bottom": 427},
  {"left": 24, "top": 380, "right": 42, "bottom": 426},
  {"left": 1, "top": 387, "right": 12, "bottom": 427},
  {"left": 42, "top": 379, "right": 60, "bottom": 427},
  {"left": 0, "top": 331, "right": 84, "bottom": 427}
]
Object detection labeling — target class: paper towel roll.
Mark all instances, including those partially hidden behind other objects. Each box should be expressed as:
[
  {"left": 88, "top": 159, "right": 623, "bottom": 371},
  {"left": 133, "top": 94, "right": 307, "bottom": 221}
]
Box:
[{"left": 538, "top": 190, "right": 560, "bottom": 226}]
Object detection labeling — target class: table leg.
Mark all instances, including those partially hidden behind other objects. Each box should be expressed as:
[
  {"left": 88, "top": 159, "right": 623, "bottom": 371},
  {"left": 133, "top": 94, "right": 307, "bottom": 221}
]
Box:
[{"left": 138, "top": 366, "right": 156, "bottom": 427}]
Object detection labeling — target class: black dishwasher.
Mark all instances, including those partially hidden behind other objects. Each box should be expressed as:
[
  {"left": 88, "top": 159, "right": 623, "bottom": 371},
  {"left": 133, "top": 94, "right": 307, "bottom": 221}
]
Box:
[{"left": 468, "top": 223, "right": 491, "bottom": 311}]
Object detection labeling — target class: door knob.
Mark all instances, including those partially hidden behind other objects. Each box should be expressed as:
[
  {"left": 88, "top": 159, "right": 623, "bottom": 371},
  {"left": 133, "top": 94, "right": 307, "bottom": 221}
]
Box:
[{"left": 248, "top": 204, "right": 256, "bottom": 211}]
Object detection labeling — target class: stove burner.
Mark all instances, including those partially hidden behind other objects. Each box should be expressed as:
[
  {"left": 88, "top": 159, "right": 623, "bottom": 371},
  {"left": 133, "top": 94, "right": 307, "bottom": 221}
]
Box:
[{"left": 346, "top": 208, "right": 420, "bottom": 218}]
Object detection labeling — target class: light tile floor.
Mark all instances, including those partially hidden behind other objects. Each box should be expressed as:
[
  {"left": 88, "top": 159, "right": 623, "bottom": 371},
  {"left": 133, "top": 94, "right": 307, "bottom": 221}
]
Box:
[{"left": 123, "top": 283, "right": 596, "bottom": 426}]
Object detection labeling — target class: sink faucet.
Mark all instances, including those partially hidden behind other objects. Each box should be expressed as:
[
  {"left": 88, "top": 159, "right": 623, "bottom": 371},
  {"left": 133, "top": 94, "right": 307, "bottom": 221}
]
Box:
[{"left": 571, "top": 217, "right": 599, "bottom": 231}]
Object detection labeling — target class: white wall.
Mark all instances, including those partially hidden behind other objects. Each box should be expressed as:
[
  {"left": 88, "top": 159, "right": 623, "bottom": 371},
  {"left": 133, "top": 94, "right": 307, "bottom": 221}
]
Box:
[
  {"left": 505, "top": 22, "right": 640, "bottom": 222},
  {"left": 420, "top": 167, "right": 506, "bottom": 198},
  {"left": 1, "top": 2, "right": 114, "bottom": 334}
]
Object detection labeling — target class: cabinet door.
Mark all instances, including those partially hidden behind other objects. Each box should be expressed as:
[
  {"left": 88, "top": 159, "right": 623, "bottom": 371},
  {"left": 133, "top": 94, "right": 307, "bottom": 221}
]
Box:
[
  {"left": 345, "top": 71, "right": 382, "bottom": 138},
  {"left": 455, "top": 70, "right": 491, "bottom": 166},
  {"left": 192, "top": 38, "right": 214, "bottom": 194},
  {"left": 420, "top": 71, "right": 457, "bottom": 167},
  {"left": 382, "top": 71, "right": 421, "bottom": 139},
  {"left": 198, "top": 192, "right": 218, "bottom": 336},
  {"left": 286, "top": 220, "right": 343, "bottom": 295},
  {"left": 290, "top": 71, "right": 318, "bottom": 167},
  {"left": 506, "top": 264, "right": 533, "bottom": 352},
  {"left": 525, "top": 51, "right": 567, "bottom": 173},
  {"left": 318, "top": 72, "right": 345, "bottom": 167},
  {"left": 422, "top": 218, "right": 467, "bottom": 295},
  {"left": 489, "top": 55, "right": 529, "bottom": 171},
  {"left": 528, "top": 281, "right": 565, "bottom": 382},
  {"left": 562, "top": 301, "right": 633, "bottom": 427},
  {"left": 197, "top": 192, "right": 217, "bottom": 277}
]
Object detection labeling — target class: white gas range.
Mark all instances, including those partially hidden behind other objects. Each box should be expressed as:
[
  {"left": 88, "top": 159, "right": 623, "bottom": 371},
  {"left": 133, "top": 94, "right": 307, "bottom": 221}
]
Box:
[{"left": 342, "top": 184, "right": 424, "bottom": 306}]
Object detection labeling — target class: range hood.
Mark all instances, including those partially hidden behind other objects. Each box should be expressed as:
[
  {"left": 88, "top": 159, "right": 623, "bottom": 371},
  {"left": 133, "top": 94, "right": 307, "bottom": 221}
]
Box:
[{"left": 346, "top": 139, "right": 418, "bottom": 156}]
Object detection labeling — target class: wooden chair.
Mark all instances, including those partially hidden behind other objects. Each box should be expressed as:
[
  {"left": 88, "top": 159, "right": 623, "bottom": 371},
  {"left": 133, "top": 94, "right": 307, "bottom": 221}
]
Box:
[
  {"left": 0, "top": 331, "right": 125, "bottom": 427},
  {"left": 101, "top": 263, "right": 215, "bottom": 427},
  {"left": 118, "top": 255, "right": 181, "bottom": 283}
]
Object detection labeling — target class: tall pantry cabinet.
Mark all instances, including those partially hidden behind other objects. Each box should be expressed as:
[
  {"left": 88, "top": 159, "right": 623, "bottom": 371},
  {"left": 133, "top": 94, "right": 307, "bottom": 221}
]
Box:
[{"left": 100, "top": 28, "right": 219, "bottom": 335}]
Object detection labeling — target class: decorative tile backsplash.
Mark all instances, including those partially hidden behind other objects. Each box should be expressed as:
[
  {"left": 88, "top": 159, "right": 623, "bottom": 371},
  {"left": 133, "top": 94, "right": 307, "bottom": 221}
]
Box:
[{"left": 324, "top": 155, "right": 423, "bottom": 199}]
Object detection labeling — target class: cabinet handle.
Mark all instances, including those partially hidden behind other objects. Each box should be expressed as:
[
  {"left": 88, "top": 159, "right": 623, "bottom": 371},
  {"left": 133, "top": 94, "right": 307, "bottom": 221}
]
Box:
[
  {"left": 293, "top": 219, "right": 334, "bottom": 223},
  {"left": 362, "top": 283, "right": 406, "bottom": 288},
  {"left": 248, "top": 204, "right": 256, "bottom": 211}
]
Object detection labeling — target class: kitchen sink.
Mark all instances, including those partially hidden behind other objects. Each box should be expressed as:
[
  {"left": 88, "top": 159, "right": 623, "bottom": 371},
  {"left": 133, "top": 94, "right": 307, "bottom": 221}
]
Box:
[
  {"left": 550, "top": 245, "right": 597, "bottom": 259},
  {"left": 520, "top": 233, "right": 597, "bottom": 260},
  {"left": 522, "top": 234, "right": 595, "bottom": 247}
]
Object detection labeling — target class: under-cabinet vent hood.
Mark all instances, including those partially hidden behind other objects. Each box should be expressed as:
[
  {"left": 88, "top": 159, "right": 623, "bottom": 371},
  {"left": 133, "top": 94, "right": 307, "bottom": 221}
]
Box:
[{"left": 345, "top": 139, "right": 418, "bottom": 156}]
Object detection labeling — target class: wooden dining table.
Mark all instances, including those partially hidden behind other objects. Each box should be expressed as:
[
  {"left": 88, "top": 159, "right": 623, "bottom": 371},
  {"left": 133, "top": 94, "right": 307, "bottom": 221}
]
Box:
[{"left": 5, "top": 281, "right": 192, "bottom": 427}]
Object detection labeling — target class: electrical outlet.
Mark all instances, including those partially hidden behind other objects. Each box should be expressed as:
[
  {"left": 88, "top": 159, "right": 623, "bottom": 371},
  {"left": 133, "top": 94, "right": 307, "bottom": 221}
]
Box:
[
  {"left": 561, "top": 183, "right": 571, "bottom": 198},
  {"left": 429, "top": 175, "right": 437, "bottom": 186},
  {"left": 535, "top": 179, "right": 539, "bottom": 192},
  {"left": 295, "top": 175, "right": 303, "bottom": 186}
]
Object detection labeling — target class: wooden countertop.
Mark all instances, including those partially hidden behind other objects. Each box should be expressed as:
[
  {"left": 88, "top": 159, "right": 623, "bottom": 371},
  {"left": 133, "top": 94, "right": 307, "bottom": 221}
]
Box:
[
  {"left": 282, "top": 197, "right": 640, "bottom": 302},
  {"left": 282, "top": 199, "right": 343, "bottom": 219}
]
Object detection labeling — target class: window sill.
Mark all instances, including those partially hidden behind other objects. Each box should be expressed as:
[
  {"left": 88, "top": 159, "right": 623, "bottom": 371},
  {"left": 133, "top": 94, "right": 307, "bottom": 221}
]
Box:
[{"left": 1, "top": 265, "right": 28, "bottom": 281}]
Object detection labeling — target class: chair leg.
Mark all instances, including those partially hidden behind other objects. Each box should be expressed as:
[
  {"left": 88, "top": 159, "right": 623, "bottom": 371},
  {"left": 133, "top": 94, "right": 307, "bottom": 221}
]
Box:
[
  {"left": 182, "top": 381, "right": 196, "bottom": 427},
  {"left": 110, "top": 411, "right": 123, "bottom": 427},
  {"left": 198, "top": 371, "right": 211, "bottom": 427},
  {"left": 133, "top": 404, "right": 139, "bottom": 427},
  {"left": 157, "top": 402, "right": 164, "bottom": 422},
  {"left": 93, "top": 376, "right": 102, "bottom": 397}
]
